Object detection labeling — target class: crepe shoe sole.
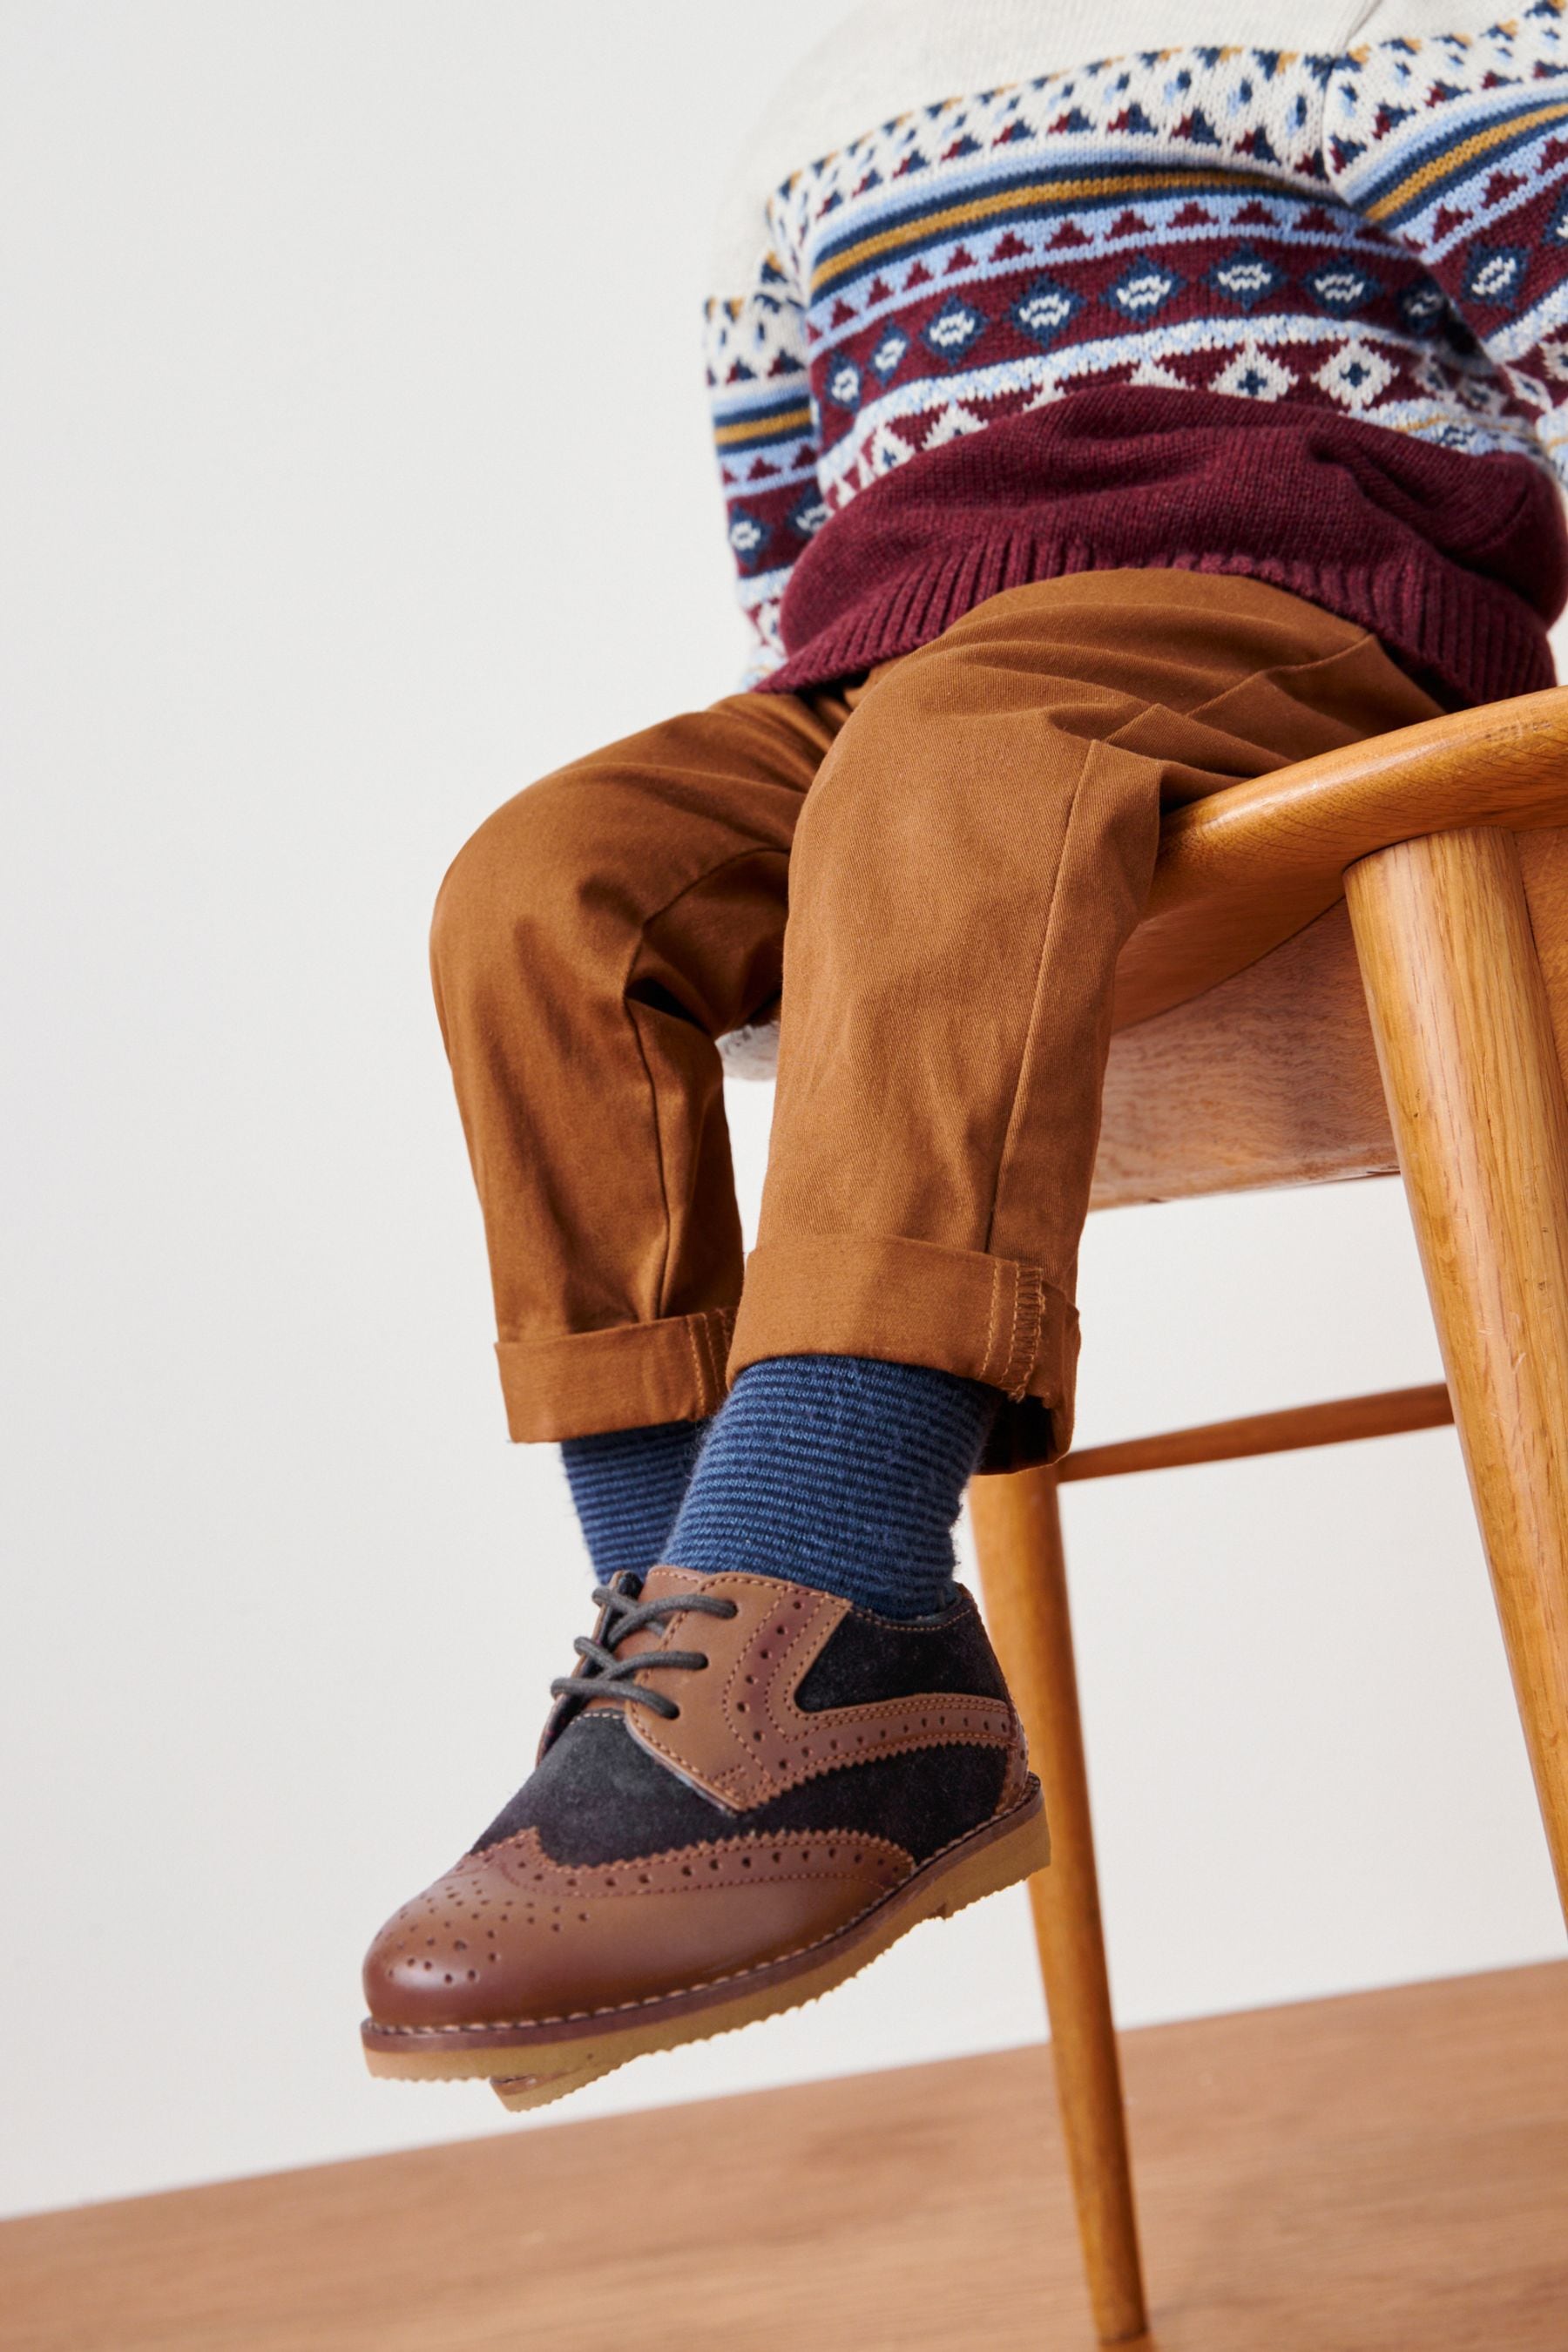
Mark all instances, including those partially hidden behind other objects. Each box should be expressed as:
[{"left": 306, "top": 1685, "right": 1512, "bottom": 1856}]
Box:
[{"left": 362, "top": 1781, "right": 1048, "bottom": 2110}]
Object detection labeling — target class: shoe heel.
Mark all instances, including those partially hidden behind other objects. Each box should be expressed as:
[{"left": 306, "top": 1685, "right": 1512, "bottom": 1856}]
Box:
[
  {"left": 926, "top": 1791, "right": 1050, "bottom": 1923},
  {"left": 490, "top": 2061, "right": 610, "bottom": 2113}
]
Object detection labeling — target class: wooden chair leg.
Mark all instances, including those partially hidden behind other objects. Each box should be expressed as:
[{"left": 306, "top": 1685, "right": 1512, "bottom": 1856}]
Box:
[
  {"left": 970, "top": 1466, "right": 1148, "bottom": 2346},
  {"left": 1347, "top": 826, "right": 1568, "bottom": 1921}
]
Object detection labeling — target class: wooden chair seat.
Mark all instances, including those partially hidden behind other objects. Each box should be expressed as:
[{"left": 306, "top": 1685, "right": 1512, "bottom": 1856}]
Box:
[
  {"left": 1100, "top": 688, "right": 1568, "bottom": 1210},
  {"left": 722, "top": 686, "right": 1568, "bottom": 2344}
]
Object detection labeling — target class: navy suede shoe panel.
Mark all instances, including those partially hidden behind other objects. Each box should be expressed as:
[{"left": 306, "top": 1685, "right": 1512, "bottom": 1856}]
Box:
[{"left": 474, "top": 1710, "right": 1008, "bottom": 1870}]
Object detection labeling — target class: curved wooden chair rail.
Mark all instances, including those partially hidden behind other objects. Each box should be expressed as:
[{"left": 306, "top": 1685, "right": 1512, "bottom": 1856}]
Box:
[{"left": 1116, "top": 682, "right": 1568, "bottom": 1031}]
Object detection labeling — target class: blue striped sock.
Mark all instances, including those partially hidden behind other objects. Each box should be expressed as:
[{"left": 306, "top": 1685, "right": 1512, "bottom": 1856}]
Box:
[
  {"left": 664, "top": 1355, "right": 997, "bottom": 1619},
  {"left": 560, "top": 1419, "right": 708, "bottom": 1583}
]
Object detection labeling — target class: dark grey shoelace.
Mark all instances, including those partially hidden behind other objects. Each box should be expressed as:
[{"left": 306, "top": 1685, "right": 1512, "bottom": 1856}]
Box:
[{"left": 550, "top": 1581, "right": 739, "bottom": 1722}]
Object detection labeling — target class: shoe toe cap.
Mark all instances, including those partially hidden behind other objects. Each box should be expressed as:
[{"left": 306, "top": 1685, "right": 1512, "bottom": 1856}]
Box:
[
  {"left": 362, "top": 1826, "right": 914, "bottom": 2035},
  {"left": 362, "top": 1850, "right": 520, "bottom": 2031}
]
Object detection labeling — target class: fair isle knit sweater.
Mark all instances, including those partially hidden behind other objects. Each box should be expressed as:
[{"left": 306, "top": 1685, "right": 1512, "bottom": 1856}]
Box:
[{"left": 704, "top": 0, "right": 1568, "bottom": 706}]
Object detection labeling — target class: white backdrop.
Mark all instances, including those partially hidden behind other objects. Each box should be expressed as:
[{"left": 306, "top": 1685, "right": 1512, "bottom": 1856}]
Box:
[{"left": 3, "top": 2, "right": 1564, "bottom": 2221}]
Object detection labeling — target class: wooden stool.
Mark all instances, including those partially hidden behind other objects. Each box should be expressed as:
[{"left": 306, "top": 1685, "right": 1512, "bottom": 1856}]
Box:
[
  {"left": 966, "top": 686, "right": 1568, "bottom": 2343},
  {"left": 720, "top": 684, "right": 1568, "bottom": 2343}
]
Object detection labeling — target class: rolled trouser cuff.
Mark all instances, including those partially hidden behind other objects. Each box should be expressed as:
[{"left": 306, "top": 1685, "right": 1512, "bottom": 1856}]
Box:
[
  {"left": 727, "top": 1234, "right": 1078, "bottom": 1470},
  {"left": 496, "top": 1308, "right": 735, "bottom": 1442}
]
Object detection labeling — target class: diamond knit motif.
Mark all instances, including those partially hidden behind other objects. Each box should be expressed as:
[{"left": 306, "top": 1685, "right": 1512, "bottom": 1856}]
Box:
[
  {"left": 1204, "top": 244, "right": 1286, "bottom": 311},
  {"left": 922, "top": 295, "right": 990, "bottom": 365},
  {"left": 1210, "top": 341, "right": 1296, "bottom": 401},
  {"left": 1314, "top": 341, "right": 1396, "bottom": 409},
  {"left": 1104, "top": 253, "right": 1186, "bottom": 321},
  {"left": 1304, "top": 261, "right": 1384, "bottom": 316},
  {"left": 1010, "top": 274, "right": 1085, "bottom": 347}
]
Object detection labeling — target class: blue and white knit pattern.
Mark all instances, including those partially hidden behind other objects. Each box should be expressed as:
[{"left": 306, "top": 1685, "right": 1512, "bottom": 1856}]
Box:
[
  {"left": 1332, "top": 11, "right": 1568, "bottom": 457},
  {"left": 665, "top": 1355, "right": 997, "bottom": 1619},
  {"left": 705, "top": 3, "right": 1568, "bottom": 677}
]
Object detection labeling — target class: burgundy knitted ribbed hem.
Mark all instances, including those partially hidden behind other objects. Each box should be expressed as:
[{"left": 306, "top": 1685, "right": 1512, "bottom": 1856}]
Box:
[
  {"left": 755, "top": 392, "right": 1564, "bottom": 713},
  {"left": 760, "top": 535, "right": 1555, "bottom": 712}
]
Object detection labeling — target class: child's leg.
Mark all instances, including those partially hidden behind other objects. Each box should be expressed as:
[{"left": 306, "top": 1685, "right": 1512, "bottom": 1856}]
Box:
[
  {"left": 428, "top": 686, "right": 839, "bottom": 1574},
  {"left": 362, "top": 571, "right": 1435, "bottom": 2100},
  {"left": 666, "top": 571, "right": 1438, "bottom": 1596}
]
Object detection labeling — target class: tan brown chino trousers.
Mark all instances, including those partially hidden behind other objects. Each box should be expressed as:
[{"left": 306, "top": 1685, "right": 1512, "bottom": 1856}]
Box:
[{"left": 431, "top": 570, "right": 1436, "bottom": 1470}]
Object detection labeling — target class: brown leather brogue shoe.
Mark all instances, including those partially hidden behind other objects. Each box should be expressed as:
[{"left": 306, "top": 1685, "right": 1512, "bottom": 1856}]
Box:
[{"left": 361, "top": 1566, "right": 1047, "bottom": 2110}]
